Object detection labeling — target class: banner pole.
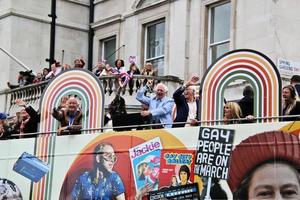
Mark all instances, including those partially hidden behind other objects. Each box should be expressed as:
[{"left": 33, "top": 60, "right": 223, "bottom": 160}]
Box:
[{"left": 205, "top": 177, "right": 212, "bottom": 200}]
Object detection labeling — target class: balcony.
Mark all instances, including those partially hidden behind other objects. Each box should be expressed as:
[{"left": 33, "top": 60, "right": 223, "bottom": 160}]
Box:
[{"left": 0, "top": 75, "right": 183, "bottom": 115}]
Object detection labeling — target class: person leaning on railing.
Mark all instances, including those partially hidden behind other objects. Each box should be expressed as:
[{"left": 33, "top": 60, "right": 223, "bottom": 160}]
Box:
[
  {"left": 282, "top": 84, "right": 300, "bottom": 121},
  {"left": 140, "top": 63, "right": 156, "bottom": 87},
  {"left": 136, "top": 81, "right": 174, "bottom": 129},
  {"left": 15, "top": 99, "right": 39, "bottom": 138},
  {"left": 127, "top": 63, "right": 141, "bottom": 95},
  {"left": 99, "top": 64, "right": 114, "bottom": 95},
  {"left": 223, "top": 102, "right": 243, "bottom": 125},
  {"left": 52, "top": 97, "right": 82, "bottom": 135},
  {"left": 45, "top": 61, "right": 62, "bottom": 80}
]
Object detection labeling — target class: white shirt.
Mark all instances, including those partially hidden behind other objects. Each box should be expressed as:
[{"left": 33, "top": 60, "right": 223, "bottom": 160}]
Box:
[{"left": 185, "top": 101, "right": 197, "bottom": 127}]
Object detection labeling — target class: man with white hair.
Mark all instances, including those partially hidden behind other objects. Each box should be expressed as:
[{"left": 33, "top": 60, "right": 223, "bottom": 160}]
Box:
[
  {"left": 136, "top": 81, "right": 174, "bottom": 128},
  {"left": 172, "top": 76, "right": 200, "bottom": 128},
  {"left": 52, "top": 97, "right": 82, "bottom": 135}
]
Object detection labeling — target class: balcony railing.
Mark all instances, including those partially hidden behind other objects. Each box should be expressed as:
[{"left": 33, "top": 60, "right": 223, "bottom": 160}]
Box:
[{"left": 0, "top": 75, "right": 183, "bottom": 115}]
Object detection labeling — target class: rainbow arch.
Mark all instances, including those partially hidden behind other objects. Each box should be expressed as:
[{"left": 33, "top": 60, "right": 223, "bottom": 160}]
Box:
[
  {"left": 200, "top": 49, "right": 282, "bottom": 123},
  {"left": 31, "top": 69, "right": 105, "bottom": 200},
  {"left": 39, "top": 69, "right": 105, "bottom": 133}
]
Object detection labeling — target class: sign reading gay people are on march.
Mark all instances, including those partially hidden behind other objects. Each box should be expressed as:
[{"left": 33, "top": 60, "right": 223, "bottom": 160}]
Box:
[{"left": 195, "top": 127, "right": 235, "bottom": 180}]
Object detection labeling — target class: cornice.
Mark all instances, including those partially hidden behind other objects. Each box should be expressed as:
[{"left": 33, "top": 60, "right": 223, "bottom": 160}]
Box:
[
  {"left": 132, "top": 0, "right": 178, "bottom": 15},
  {"left": 91, "top": 14, "right": 122, "bottom": 29},
  {"left": 64, "top": 0, "right": 90, "bottom": 7},
  {"left": 94, "top": 0, "right": 109, "bottom": 5},
  {"left": 0, "top": 9, "right": 89, "bottom": 32}
]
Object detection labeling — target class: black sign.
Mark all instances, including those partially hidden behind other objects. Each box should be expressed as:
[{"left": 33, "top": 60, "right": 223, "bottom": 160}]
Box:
[
  {"left": 194, "top": 127, "right": 235, "bottom": 180},
  {"left": 148, "top": 183, "right": 199, "bottom": 200}
]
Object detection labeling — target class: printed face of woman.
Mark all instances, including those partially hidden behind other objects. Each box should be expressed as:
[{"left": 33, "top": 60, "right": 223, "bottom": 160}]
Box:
[
  {"left": 248, "top": 163, "right": 300, "bottom": 200},
  {"left": 143, "top": 164, "right": 152, "bottom": 176},
  {"left": 100, "top": 145, "right": 117, "bottom": 173}
]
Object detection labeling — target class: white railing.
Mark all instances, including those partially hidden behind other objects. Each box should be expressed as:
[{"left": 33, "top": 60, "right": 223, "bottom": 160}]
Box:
[{"left": 0, "top": 75, "right": 183, "bottom": 115}]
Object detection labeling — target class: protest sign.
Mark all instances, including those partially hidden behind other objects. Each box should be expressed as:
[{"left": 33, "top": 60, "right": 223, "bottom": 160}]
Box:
[{"left": 194, "top": 127, "right": 235, "bottom": 180}]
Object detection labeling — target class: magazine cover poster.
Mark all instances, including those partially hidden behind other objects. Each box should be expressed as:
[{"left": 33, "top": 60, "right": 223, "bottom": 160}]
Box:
[
  {"left": 129, "top": 137, "right": 162, "bottom": 192},
  {"left": 159, "top": 149, "right": 196, "bottom": 189}
]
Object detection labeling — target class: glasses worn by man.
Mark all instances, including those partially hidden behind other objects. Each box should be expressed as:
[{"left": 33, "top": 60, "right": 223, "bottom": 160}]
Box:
[{"left": 102, "top": 152, "right": 117, "bottom": 163}]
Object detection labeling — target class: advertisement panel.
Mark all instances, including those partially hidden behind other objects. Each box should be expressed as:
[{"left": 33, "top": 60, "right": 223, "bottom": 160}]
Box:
[{"left": 0, "top": 122, "right": 299, "bottom": 199}]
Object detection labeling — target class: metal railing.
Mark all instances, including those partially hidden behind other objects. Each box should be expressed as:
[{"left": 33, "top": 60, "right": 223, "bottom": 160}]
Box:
[
  {"left": 0, "top": 74, "right": 183, "bottom": 114},
  {"left": 5, "top": 114, "right": 300, "bottom": 139}
]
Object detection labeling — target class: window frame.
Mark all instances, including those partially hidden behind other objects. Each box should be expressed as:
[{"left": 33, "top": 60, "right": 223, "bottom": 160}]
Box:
[
  {"left": 100, "top": 36, "right": 117, "bottom": 66},
  {"left": 144, "top": 19, "right": 166, "bottom": 75},
  {"left": 207, "top": 1, "right": 231, "bottom": 65}
]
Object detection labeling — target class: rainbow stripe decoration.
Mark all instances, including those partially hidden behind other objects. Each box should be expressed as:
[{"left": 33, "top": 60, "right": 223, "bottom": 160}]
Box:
[
  {"left": 200, "top": 49, "right": 281, "bottom": 124},
  {"left": 31, "top": 69, "right": 105, "bottom": 200},
  {"left": 39, "top": 69, "right": 105, "bottom": 133}
]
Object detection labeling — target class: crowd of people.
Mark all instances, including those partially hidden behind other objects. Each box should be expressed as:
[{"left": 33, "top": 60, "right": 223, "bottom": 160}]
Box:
[
  {"left": 1, "top": 56, "right": 300, "bottom": 139},
  {"left": 6, "top": 57, "right": 157, "bottom": 98},
  {"left": 93, "top": 60, "right": 156, "bottom": 95},
  {"left": 7, "top": 58, "right": 86, "bottom": 89}
]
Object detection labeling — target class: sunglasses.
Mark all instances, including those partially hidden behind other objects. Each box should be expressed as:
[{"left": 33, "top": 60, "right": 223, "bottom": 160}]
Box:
[{"left": 102, "top": 153, "right": 117, "bottom": 163}]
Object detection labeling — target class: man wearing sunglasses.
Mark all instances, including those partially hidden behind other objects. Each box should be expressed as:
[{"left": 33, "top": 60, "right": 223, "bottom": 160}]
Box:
[{"left": 72, "top": 142, "right": 125, "bottom": 200}]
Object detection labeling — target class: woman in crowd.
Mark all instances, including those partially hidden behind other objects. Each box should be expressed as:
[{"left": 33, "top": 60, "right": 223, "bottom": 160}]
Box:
[
  {"left": 111, "top": 59, "right": 131, "bottom": 93},
  {"left": 74, "top": 58, "right": 85, "bottom": 68},
  {"left": 15, "top": 99, "right": 39, "bottom": 138},
  {"left": 223, "top": 102, "right": 242, "bottom": 124},
  {"left": 228, "top": 131, "right": 300, "bottom": 200},
  {"left": 42, "top": 68, "right": 50, "bottom": 81},
  {"left": 33, "top": 72, "right": 43, "bottom": 83},
  {"left": 94, "top": 62, "right": 105, "bottom": 77},
  {"left": 282, "top": 84, "right": 300, "bottom": 121},
  {"left": 45, "top": 62, "right": 62, "bottom": 80},
  {"left": 127, "top": 63, "right": 141, "bottom": 95},
  {"left": 72, "top": 142, "right": 125, "bottom": 200},
  {"left": 100, "top": 64, "right": 114, "bottom": 94},
  {"left": 141, "top": 62, "right": 155, "bottom": 87}
]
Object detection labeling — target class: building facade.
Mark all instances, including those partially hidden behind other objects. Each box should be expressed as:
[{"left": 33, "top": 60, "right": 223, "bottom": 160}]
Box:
[
  {"left": 93, "top": 0, "right": 300, "bottom": 81},
  {"left": 0, "top": 0, "right": 89, "bottom": 90}
]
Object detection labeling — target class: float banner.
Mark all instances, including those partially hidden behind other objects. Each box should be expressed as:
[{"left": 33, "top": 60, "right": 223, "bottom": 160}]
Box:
[
  {"left": 129, "top": 137, "right": 162, "bottom": 192},
  {"left": 195, "top": 127, "right": 235, "bottom": 180},
  {"left": 148, "top": 183, "right": 199, "bottom": 200}
]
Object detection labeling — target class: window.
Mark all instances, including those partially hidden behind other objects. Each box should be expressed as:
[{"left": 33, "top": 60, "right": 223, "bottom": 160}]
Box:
[
  {"left": 101, "top": 36, "right": 116, "bottom": 67},
  {"left": 145, "top": 20, "right": 165, "bottom": 75},
  {"left": 208, "top": 2, "right": 231, "bottom": 64}
]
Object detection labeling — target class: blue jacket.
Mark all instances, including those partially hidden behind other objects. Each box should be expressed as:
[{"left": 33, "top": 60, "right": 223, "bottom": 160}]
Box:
[
  {"left": 136, "top": 86, "right": 174, "bottom": 128},
  {"left": 172, "top": 86, "right": 199, "bottom": 127}
]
